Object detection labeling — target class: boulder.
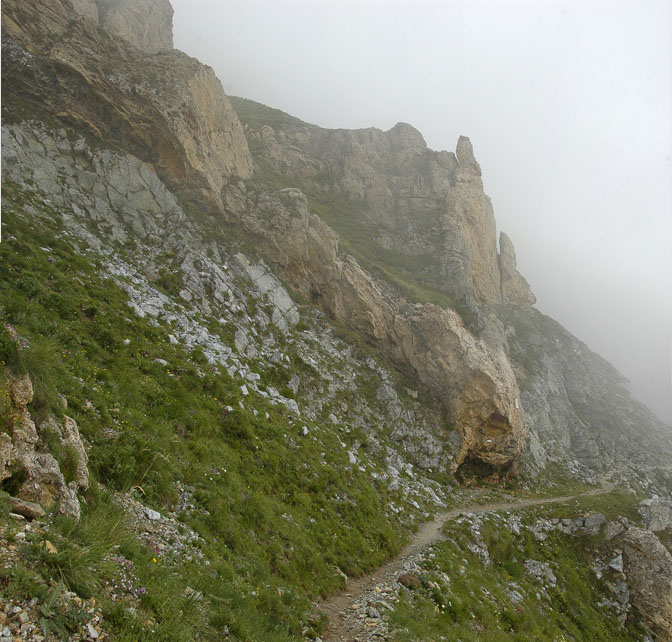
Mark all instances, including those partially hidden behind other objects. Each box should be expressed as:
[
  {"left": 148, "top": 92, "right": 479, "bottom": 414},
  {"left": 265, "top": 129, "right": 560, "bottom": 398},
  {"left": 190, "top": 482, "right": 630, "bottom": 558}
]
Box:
[
  {"left": 639, "top": 497, "right": 672, "bottom": 532},
  {"left": 621, "top": 527, "right": 672, "bottom": 641},
  {"left": 8, "top": 497, "right": 46, "bottom": 520}
]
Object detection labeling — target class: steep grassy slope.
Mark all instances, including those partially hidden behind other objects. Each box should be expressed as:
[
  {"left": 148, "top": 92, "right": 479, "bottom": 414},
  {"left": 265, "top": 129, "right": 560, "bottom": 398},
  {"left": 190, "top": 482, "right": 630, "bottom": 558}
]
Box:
[{"left": 0, "top": 181, "right": 444, "bottom": 640}]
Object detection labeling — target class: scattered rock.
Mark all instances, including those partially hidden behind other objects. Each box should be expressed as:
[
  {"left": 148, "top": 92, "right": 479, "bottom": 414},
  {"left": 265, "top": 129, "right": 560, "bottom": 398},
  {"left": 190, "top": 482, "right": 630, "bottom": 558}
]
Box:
[
  {"left": 7, "top": 497, "right": 45, "bottom": 520},
  {"left": 144, "top": 507, "right": 162, "bottom": 521},
  {"left": 607, "top": 554, "right": 624, "bottom": 573}
]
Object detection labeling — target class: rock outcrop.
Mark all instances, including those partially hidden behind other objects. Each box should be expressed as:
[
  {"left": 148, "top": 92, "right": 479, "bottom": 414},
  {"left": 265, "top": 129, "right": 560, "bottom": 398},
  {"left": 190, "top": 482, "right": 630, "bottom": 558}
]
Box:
[
  {"left": 242, "top": 188, "right": 526, "bottom": 478},
  {"left": 639, "top": 497, "right": 672, "bottom": 532},
  {"left": 242, "top": 108, "right": 504, "bottom": 309},
  {"left": 501, "top": 304, "right": 672, "bottom": 473},
  {"left": 2, "top": 0, "right": 252, "bottom": 216},
  {"left": 70, "top": 0, "right": 99, "bottom": 23},
  {"left": 499, "top": 232, "right": 536, "bottom": 305},
  {"left": 96, "top": 0, "right": 174, "bottom": 53},
  {"left": 621, "top": 527, "right": 672, "bottom": 641},
  {"left": 1, "top": 375, "right": 88, "bottom": 519}
]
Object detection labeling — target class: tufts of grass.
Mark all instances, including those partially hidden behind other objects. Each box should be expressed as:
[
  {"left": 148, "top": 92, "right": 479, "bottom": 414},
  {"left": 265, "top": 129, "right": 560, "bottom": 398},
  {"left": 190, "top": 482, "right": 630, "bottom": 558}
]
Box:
[
  {"left": 0, "top": 180, "right": 417, "bottom": 640},
  {"left": 390, "top": 506, "right": 648, "bottom": 641}
]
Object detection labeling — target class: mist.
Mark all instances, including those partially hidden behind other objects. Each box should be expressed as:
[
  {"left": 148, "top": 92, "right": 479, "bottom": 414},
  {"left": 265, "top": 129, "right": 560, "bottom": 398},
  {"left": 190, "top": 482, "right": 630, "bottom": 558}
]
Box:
[{"left": 170, "top": 0, "right": 672, "bottom": 423}]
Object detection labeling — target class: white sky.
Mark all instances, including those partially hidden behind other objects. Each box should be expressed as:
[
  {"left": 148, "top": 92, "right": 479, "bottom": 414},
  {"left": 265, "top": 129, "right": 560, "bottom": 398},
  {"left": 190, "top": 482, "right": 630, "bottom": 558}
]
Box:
[{"left": 171, "top": 0, "right": 672, "bottom": 422}]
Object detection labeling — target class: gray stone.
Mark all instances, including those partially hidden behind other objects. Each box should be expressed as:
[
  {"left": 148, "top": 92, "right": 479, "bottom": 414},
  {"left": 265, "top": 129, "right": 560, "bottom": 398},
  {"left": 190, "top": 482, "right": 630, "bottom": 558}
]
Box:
[
  {"left": 582, "top": 513, "right": 606, "bottom": 534},
  {"left": 524, "top": 559, "right": 557, "bottom": 587},
  {"left": 604, "top": 520, "right": 625, "bottom": 540},
  {"left": 621, "top": 527, "right": 672, "bottom": 640},
  {"left": 234, "top": 329, "right": 249, "bottom": 354},
  {"left": 144, "top": 507, "right": 162, "bottom": 521},
  {"left": 608, "top": 554, "right": 624, "bottom": 573},
  {"left": 8, "top": 497, "right": 45, "bottom": 520},
  {"left": 639, "top": 497, "right": 672, "bottom": 532}
]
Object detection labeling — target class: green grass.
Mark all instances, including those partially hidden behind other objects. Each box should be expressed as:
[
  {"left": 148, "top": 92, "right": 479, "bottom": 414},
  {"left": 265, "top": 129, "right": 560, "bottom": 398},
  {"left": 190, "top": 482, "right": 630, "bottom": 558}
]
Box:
[
  {"left": 229, "top": 96, "right": 307, "bottom": 132},
  {"left": 0, "top": 181, "right": 418, "bottom": 640},
  {"left": 390, "top": 505, "right": 647, "bottom": 641}
]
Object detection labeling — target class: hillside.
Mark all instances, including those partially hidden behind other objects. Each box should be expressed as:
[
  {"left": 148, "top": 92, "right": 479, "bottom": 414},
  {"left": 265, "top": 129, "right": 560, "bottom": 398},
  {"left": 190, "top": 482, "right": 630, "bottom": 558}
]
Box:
[{"left": 1, "top": 0, "right": 671, "bottom": 640}]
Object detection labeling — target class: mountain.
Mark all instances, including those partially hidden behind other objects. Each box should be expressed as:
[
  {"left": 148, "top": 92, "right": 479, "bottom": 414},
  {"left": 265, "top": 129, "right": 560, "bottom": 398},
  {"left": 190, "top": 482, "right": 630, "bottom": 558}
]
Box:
[{"left": 1, "top": 1, "right": 671, "bottom": 640}]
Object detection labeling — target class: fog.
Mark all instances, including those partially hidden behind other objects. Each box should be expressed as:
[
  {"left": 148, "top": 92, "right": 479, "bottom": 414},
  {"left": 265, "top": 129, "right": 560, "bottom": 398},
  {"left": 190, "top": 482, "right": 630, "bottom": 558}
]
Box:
[{"left": 170, "top": 0, "right": 672, "bottom": 423}]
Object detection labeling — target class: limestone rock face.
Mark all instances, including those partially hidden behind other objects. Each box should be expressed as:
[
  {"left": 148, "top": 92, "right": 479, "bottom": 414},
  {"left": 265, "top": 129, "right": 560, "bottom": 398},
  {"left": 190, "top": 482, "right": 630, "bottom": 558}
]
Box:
[
  {"left": 621, "top": 527, "right": 672, "bottom": 641},
  {"left": 499, "top": 232, "right": 536, "bottom": 306},
  {"left": 242, "top": 189, "right": 526, "bottom": 477},
  {"left": 241, "top": 107, "right": 503, "bottom": 308},
  {"left": 447, "top": 136, "right": 502, "bottom": 308},
  {"left": 2, "top": 0, "right": 252, "bottom": 215},
  {"left": 501, "top": 304, "right": 672, "bottom": 473},
  {"left": 2, "top": 375, "right": 88, "bottom": 519},
  {"left": 70, "top": 0, "right": 99, "bottom": 22},
  {"left": 96, "top": 0, "right": 173, "bottom": 53}
]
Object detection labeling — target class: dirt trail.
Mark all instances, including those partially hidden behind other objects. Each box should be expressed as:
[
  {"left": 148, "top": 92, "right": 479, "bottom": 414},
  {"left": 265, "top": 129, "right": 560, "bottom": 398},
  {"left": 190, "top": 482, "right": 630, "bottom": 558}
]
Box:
[{"left": 319, "top": 486, "right": 612, "bottom": 642}]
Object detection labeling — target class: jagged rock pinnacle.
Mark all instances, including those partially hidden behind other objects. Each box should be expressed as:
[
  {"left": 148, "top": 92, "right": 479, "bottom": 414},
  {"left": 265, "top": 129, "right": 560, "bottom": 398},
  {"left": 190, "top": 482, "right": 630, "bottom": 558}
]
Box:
[{"left": 499, "top": 232, "right": 536, "bottom": 306}]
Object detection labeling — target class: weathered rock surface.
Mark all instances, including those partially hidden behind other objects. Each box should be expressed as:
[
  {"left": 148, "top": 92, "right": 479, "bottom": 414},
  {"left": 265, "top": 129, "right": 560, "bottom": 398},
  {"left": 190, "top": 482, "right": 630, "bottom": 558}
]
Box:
[
  {"left": 241, "top": 107, "right": 504, "bottom": 308},
  {"left": 501, "top": 304, "right": 672, "bottom": 474},
  {"left": 499, "top": 232, "right": 536, "bottom": 306},
  {"left": 62, "top": 416, "right": 90, "bottom": 491},
  {"left": 70, "top": 0, "right": 99, "bottom": 23},
  {"left": 8, "top": 496, "right": 46, "bottom": 520},
  {"left": 2, "top": 375, "right": 87, "bottom": 519},
  {"left": 96, "top": 0, "right": 174, "bottom": 53},
  {"left": 2, "top": 123, "right": 456, "bottom": 481},
  {"left": 621, "top": 527, "right": 672, "bottom": 641},
  {"left": 2, "top": 0, "right": 252, "bottom": 216},
  {"left": 0, "top": 433, "right": 12, "bottom": 483},
  {"left": 242, "top": 187, "right": 526, "bottom": 477},
  {"left": 639, "top": 497, "right": 672, "bottom": 532}
]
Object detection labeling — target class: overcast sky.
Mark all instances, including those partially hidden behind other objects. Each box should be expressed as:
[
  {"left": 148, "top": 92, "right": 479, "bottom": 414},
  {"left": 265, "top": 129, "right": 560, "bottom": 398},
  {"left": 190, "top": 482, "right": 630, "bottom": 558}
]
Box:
[{"left": 170, "top": 0, "right": 672, "bottom": 423}]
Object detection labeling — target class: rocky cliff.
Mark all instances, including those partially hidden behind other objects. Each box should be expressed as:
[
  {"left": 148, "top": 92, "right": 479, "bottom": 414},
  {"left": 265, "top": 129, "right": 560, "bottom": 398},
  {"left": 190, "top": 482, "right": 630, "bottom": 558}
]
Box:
[
  {"left": 2, "top": 0, "right": 252, "bottom": 217},
  {"left": 1, "top": 0, "right": 529, "bottom": 478},
  {"left": 2, "top": 0, "right": 670, "bottom": 485},
  {"left": 239, "top": 101, "right": 519, "bottom": 311},
  {"left": 241, "top": 188, "right": 526, "bottom": 478},
  {"left": 2, "top": 1, "right": 672, "bottom": 640},
  {"left": 501, "top": 303, "right": 672, "bottom": 478}
]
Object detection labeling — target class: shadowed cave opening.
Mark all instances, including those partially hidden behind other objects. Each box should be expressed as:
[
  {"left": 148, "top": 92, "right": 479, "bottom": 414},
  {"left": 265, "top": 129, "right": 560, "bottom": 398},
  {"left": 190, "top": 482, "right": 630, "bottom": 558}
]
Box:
[{"left": 455, "top": 456, "right": 504, "bottom": 484}]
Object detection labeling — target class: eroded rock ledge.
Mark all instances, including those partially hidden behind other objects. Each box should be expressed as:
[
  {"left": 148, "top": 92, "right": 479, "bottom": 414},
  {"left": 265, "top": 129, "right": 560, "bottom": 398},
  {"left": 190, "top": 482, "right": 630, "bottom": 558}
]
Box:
[
  {"left": 240, "top": 188, "right": 526, "bottom": 478},
  {"left": 1, "top": 375, "right": 89, "bottom": 520}
]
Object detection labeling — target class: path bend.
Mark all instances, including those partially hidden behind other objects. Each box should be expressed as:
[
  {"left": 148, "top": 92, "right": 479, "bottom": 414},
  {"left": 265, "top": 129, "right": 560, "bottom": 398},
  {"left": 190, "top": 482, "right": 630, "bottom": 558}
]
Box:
[{"left": 319, "top": 485, "right": 612, "bottom": 641}]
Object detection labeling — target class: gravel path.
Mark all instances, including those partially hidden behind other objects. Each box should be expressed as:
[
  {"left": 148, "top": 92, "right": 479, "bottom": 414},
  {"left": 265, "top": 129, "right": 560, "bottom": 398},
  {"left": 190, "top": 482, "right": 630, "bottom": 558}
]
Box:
[{"left": 318, "top": 486, "right": 612, "bottom": 642}]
